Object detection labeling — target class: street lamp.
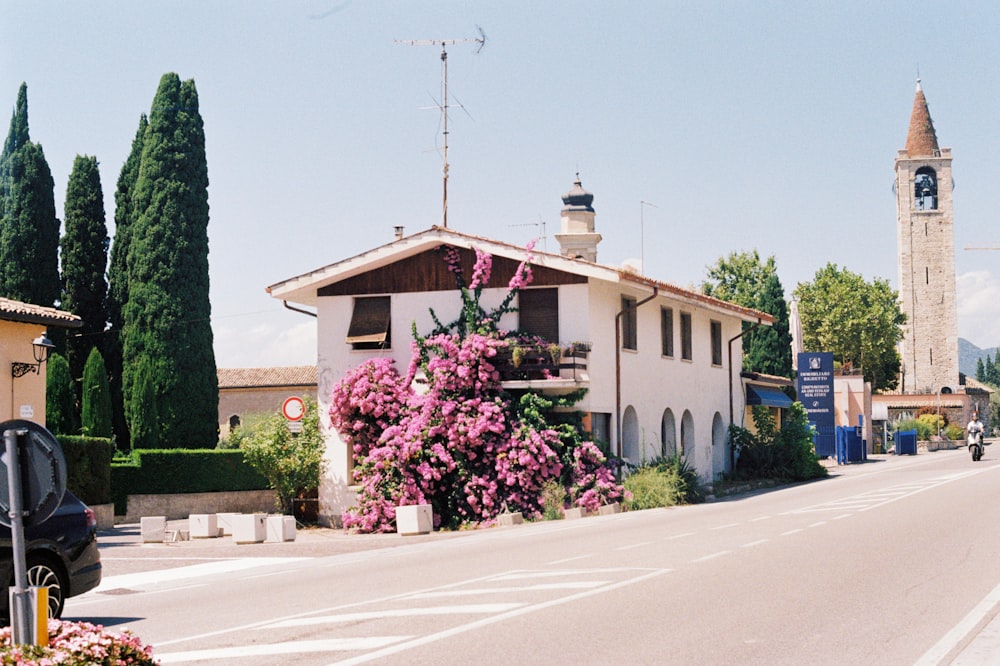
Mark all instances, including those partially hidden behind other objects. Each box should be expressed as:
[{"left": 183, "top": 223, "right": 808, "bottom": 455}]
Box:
[{"left": 11, "top": 334, "right": 55, "bottom": 379}]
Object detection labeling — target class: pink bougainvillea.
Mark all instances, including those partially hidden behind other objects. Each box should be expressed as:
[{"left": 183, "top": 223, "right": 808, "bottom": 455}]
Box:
[{"left": 329, "top": 243, "right": 622, "bottom": 531}]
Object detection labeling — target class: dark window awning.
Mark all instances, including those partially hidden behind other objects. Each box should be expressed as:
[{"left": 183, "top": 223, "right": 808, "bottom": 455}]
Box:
[
  {"left": 346, "top": 296, "right": 390, "bottom": 345},
  {"left": 746, "top": 384, "right": 793, "bottom": 408}
]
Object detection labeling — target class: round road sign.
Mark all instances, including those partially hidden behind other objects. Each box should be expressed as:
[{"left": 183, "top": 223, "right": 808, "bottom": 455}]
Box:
[
  {"left": 0, "top": 420, "right": 67, "bottom": 528},
  {"left": 282, "top": 396, "right": 306, "bottom": 421}
]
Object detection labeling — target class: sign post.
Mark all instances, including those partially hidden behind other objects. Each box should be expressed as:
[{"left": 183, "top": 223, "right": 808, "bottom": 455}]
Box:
[
  {"left": 282, "top": 396, "right": 306, "bottom": 434},
  {"left": 796, "top": 352, "right": 835, "bottom": 458}
]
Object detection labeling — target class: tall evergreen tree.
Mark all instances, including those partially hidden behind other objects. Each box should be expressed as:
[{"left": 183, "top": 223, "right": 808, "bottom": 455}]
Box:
[
  {"left": 45, "top": 353, "right": 77, "bottom": 435},
  {"left": 107, "top": 114, "right": 146, "bottom": 448},
  {"left": 127, "top": 357, "right": 158, "bottom": 449},
  {"left": 702, "top": 250, "right": 793, "bottom": 377},
  {"left": 976, "top": 357, "right": 986, "bottom": 383},
  {"left": 62, "top": 154, "right": 109, "bottom": 400},
  {"left": 0, "top": 83, "right": 60, "bottom": 306},
  {"left": 81, "top": 347, "right": 113, "bottom": 438},
  {"left": 122, "top": 74, "right": 217, "bottom": 447},
  {"left": 985, "top": 355, "right": 996, "bottom": 387}
]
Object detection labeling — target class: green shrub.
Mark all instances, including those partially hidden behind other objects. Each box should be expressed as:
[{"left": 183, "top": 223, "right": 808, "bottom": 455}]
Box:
[
  {"left": 894, "top": 417, "right": 931, "bottom": 441},
  {"left": 917, "top": 413, "right": 944, "bottom": 436},
  {"left": 58, "top": 436, "right": 114, "bottom": 505},
  {"left": 945, "top": 423, "right": 964, "bottom": 440},
  {"left": 540, "top": 479, "right": 566, "bottom": 520},
  {"left": 623, "top": 454, "right": 704, "bottom": 510},
  {"left": 731, "top": 403, "right": 827, "bottom": 482}
]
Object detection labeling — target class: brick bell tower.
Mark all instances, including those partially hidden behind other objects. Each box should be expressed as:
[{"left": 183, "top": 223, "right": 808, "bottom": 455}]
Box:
[{"left": 895, "top": 79, "right": 959, "bottom": 394}]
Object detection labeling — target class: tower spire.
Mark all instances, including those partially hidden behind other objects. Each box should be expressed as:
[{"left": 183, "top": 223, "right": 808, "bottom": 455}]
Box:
[{"left": 905, "top": 78, "right": 940, "bottom": 157}]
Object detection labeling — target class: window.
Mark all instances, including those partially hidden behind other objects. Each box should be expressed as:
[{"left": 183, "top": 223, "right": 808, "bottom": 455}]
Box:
[
  {"left": 346, "top": 296, "right": 391, "bottom": 350},
  {"left": 680, "top": 312, "right": 692, "bottom": 360},
  {"left": 914, "top": 167, "right": 937, "bottom": 210},
  {"left": 519, "top": 288, "right": 559, "bottom": 343},
  {"left": 621, "top": 296, "right": 637, "bottom": 351},
  {"left": 711, "top": 320, "right": 723, "bottom": 366},
  {"left": 661, "top": 307, "right": 674, "bottom": 357}
]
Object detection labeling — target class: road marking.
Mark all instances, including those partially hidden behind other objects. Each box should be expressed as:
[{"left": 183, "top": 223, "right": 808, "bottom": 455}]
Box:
[
  {"left": 710, "top": 523, "right": 739, "bottom": 530},
  {"left": 751, "top": 516, "right": 771, "bottom": 522},
  {"left": 615, "top": 541, "right": 651, "bottom": 551},
  {"left": 91, "top": 557, "right": 310, "bottom": 593},
  {"left": 406, "top": 581, "right": 607, "bottom": 598},
  {"left": 833, "top": 514, "right": 852, "bottom": 520},
  {"left": 546, "top": 554, "right": 591, "bottom": 565},
  {"left": 781, "top": 529, "right": 803, "bottom": 536},
  {"left": 740, "top": 539, "right": 769, "bottom": 548},
  {"left": 492, "top": 570, "right": 600, "bottom": 581},
  {"left": 327, "top": 568, "right": 671, "bottom": 665},
  {"left": 263, "top": 604, "right": 525, "bottom": 629},
  {"left": 808, "top": 521, "right": 827, "bottom": 528},
  {"left": 915, "top": 580, "right": 1000, "bottom": 665},
  {"left": 692, "top": 551, "right": 730, "bottom": 563},
  {"left": 665, "top": 532, "right": 695, "bottom": 540},
  {"left": 157, "top": 637, "right": 412, "bottom": 663}
]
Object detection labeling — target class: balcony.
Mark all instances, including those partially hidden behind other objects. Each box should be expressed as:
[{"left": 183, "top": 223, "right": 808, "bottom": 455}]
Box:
[{"left": 496, "top": 341, "right": 590, "bottom": 392}]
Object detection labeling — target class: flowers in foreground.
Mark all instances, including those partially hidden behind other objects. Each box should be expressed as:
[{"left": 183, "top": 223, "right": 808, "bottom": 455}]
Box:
[{"left": 0, "top": 619, "right": 158, "bottom": 665}]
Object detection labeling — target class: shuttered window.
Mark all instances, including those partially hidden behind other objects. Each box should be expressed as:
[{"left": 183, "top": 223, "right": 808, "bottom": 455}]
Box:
[
  {"left": 621, "top": 296, "right": 637, "bottom": 351},
  {"left": 711, "top": 320, "right": 723, "bottom": 366},
  {"left": 661, "top": 307, "right": 674, "bottom": 357},
  {"left": 519, "top": 288, "right": 559, "bottom": 343},
  {"left": 346, "top": 296, "right": 391, "bottom": 349},
  {"left": 680, "top": 312, "right": 692, "bottom": 360}
]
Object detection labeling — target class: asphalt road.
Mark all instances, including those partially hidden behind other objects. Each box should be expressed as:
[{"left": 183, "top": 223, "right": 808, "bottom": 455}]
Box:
[{"left": 66, "top": 448, "right": 1000, "bottom": 664}]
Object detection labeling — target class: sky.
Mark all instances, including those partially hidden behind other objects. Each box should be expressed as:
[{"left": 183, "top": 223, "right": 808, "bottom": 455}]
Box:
[{"left": 4, "top": 1, "right": 1000, "bottom": 368}]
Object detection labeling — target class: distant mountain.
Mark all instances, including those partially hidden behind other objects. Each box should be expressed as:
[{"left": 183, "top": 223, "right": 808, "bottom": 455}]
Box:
[{"left": 959, "top": 338, "right": 999, "bottom": 378}]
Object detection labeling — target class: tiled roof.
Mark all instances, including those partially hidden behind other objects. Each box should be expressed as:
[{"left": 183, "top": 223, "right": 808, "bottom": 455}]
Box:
[
  {"left": 904, "top": 80, "right": 940, "bottom": 157},
  {"left": 0, "top": 297, "right": 82, "bottom": 328},
  {"left": 218, "top": 366, "right": 317, "bottom": 389}
]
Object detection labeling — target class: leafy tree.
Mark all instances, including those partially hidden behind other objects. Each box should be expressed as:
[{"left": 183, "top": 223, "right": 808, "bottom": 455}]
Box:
[
  {"left": 107, "top": 114, "right": 146, "bottom": 448},
  {"left": 61, "top": 155, "right": 109, "bottom": 399},
  {"left": 702, "top": 250, "right": 793, "bottom": 377},
  {"left": 240, "top": 398, "right": 326, "bottom": 515},
  {"left": 122, "top": 74, "right": 217, "bottom": 447},
  {"left": 127, "top": 357, "right": 158, "bottom": 449},
  {"left": 45, "top": 353, "right": 77, "bottom": 435},
  {"left": 977, "top": 357, "right": 986, "bottom": 383},
  {"left": 0, "top": 84, "right": 60, "bottom": 307},
  {"left": 729, "top": 403, "right": 827, "bottom": 481},
  {"left": 989, "top": 351, "right": 1000, "bottom": 386},
  {"left": 793, "top": 263, "right": 906, "bottom": 392},
  {"left": 81, "top": 347, "right": 113, "bottom": 438}
]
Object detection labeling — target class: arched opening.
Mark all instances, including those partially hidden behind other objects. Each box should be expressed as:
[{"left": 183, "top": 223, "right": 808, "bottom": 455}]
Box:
[
  {"left": 712, "top": 412, "right": 727, "bottom": 479},
  {"left": 661, "top": 408, "right": 677, "bottom": 458},
  {"left": 622, "top": 406, "right": 640, "bottom": 465},
  {"left": 914, "top": 167, "right": 937, "bottom": 210},
  {"left": 680, "top": 409, "right": 694, "bottom": 458},
  {"left": 229, "top": 414, "right": 241, "bottom": 431}
]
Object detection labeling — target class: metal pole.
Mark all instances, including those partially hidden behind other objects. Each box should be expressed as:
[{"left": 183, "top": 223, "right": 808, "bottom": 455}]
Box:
[{"left": 5, "top": 428, "right": 31, "bottom": 644}]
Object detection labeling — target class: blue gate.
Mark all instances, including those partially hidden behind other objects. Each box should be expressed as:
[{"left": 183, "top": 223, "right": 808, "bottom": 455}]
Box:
[{"left": 835, "top": 426, "right": 867, "bottom": 464}]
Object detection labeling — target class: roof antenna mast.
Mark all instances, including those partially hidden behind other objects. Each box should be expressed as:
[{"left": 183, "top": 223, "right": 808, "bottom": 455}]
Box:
[{"left": 396, "top": 26, "right": 486, "bottom": 228}]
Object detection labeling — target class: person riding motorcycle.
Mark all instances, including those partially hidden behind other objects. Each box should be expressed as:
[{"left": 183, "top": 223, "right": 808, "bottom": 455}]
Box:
[{"left": 967, "top": 412, "right": 985, "bottom": 447}]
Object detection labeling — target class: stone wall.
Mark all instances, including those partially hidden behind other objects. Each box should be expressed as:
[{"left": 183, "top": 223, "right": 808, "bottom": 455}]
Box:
[{"left": 118, "top": 489, "right": 278, "bottom": 524}]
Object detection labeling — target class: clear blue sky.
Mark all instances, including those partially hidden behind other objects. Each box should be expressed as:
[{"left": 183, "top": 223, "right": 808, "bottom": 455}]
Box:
[{"left": 4, "top": 1, "right": 1000, "bottom": 367}]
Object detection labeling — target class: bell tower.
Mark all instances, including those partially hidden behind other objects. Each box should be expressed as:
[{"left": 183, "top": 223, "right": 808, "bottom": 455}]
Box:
[{"left": 895, "top": 79, "right": 959, "bottom": 393}]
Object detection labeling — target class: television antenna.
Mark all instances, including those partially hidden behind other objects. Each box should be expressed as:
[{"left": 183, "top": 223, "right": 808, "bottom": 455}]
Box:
[
  {"left": 396, "top": 26, "right": 487, "bottom": 228},
  {"left": 509, "top": 217, "right": 547, "bottom": 252}
]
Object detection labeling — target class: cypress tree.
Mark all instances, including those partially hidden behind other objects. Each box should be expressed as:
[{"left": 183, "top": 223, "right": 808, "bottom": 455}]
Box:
[
  {"left": 977, "top": 357, "right": 986, "bottom": 383},
  {"left": 0, "top": 84, "right": 60, "bottom": 306},
  {"left": 986, "top": 355, "right": 997, "bottom": 387},
  {"left": 62, "top": 155, "right": 109, "bottom": 399},
  {"left": 743, "top": 271, "right": 793, "bottom": 377},
  {"left": 45, "top": 353, "right": 77, "bottom": 435},
  {"left": 107, "top": 114, "right": 146, "bottom": 448},
  {"left": 127, "top": 357, "right": 158, "bottom": 449},
  {"left": 81, "top": 347, "right": 113, "bottom": 438},
  {"left": 122, "top": 74, "right": 217, "bottom": 447}
]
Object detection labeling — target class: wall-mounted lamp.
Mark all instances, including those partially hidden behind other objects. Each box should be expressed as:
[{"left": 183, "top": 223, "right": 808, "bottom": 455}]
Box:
[{"left": 11, "top": 334, "right": 55, "bottom": 379}]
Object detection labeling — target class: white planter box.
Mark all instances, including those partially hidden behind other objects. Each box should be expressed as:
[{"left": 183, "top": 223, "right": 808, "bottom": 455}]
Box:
[
  {"left": 598, "top": 502, "right": 622, "bottom": 515},
  {"left": 396, "top": 504, "right": 433, "bottom": 535},
  {"left": 563, "top": 507, "right": 588, "bottom": 520},
  {"left": 266, "top": 515, "right": 297, "bottom": 542},
  {"left": 140, "top": 516, "right": 167, "bottom": 542},
  {"left": 231, "top": 513, "right": 267, "bottom": 544},
  {"left": 497, "top": 512, "right": 523, "bottom": 527},
  {"left": 189, "top": 514, "right": 218, "bottom": 538},
  {"left": 216, "top": 512, "right": 240, "bottom": 536}
]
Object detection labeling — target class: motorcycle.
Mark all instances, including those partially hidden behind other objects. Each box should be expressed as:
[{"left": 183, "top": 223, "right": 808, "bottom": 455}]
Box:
[{"left": 968, "top": 427, "right": 984, "bottom": 461}]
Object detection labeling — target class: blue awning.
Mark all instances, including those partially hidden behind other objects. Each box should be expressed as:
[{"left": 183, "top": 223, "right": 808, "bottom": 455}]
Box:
[{"left": 746, "top": 384, "right": 793, "bottom": 408}]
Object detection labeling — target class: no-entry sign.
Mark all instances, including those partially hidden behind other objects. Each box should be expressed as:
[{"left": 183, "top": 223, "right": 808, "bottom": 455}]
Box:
[{"left": 282, "top": 396, "right": 306, "bottom": 421}]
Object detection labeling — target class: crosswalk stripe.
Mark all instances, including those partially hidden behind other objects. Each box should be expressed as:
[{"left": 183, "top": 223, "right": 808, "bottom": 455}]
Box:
[
  {"left": 263, "top": 603, "right": 525, "bottom": 629},
  {"left": 157, "top": 636, "right": 411, "bottom": 663}
]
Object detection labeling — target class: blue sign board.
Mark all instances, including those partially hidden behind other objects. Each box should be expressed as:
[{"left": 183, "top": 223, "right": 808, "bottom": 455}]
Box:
[{"left": 797, "top": 352, "right": 835, "bottom": 458}]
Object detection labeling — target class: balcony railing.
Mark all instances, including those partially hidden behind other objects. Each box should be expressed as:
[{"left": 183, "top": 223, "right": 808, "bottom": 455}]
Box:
[{"left": 494, "top": 342, "right": 590, "bottom": 383}]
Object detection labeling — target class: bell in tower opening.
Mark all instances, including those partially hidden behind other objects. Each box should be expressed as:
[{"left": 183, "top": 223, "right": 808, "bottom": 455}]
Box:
[{"left": 914, "top": 167, "right": 937, "bottom": 210}]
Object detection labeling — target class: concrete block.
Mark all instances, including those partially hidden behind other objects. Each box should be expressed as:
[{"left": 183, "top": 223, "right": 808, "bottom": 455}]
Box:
[
  {"left": 266, "top": 515, "right": 297, "bottom": 542},
  {"left": 231, "top": 513, "right": 267, "bottom": 544},
  {"left": 216, "top": 512, "right": 241, "bottom": 536},
  {"left": 189, "top": 513, "right": 218, "bottom": 539},
  {"left": 598, "top": 502, "right": 622, "bottom": 515},
  {"left": 563, "top": 507, "right": 588, "bottom": 520},
  {"left": 396, "top": 504, "right": 433, "bottom": 535},
  {"left": 140, "top": 516, "right": 167, "bottom": 543},
  {"left": 497, "top": 512, "right": 523, "bottom": 527}
]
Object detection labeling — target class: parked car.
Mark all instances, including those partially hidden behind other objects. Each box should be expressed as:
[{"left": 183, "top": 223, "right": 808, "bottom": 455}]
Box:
[{"left": 0, "top": 490, "right": 102, "bottom": 619}]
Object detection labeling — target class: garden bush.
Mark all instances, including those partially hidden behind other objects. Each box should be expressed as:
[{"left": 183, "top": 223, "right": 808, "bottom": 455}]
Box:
[
  {"left": 730, "top": 403, "right": 827, "bottom": 482},
  {"left": 623, "top": 454, "right": 704, "bottom": 510}
]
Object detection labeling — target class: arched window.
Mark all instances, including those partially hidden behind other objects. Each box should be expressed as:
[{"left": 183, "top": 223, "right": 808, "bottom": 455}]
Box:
[
  {"left": 229, "top": 414, "right": 241, "bottom": 431},
  {"left": 914, "top": 167, "right": 937, "bottom": 210},
  {"left": 661, "top": 408, "right": 677, "bottom": 458},
  {"left": 712, "top": 412, "right": 727, "bottom": 479}
]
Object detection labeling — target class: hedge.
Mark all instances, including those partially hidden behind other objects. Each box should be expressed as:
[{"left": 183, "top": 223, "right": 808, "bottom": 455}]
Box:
[
  {"left": 111, "top": 449, "right": 269, "bottom": 516},
  {"left": 58, "top": 435, "right": 114, "bottom": 506}
]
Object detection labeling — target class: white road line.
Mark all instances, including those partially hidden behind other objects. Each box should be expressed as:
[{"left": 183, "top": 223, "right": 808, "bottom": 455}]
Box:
[
  {"left": 915, "top": 580, "right": 1000, "bottom": 665},
  {"left": 263, "top": 604, "right": 525, "bottom": 629},
  {"left": 740, "top": 539, "right": 769, "bottom": 548},
  {"left": 492, "top": 570, "right": 599, "bottom": 581},
  {"left": 665, "top": 532, "right": 695, "bottom": 540},
  {"left": 833, "top": 514, "right": 852, "bottom": 520},
  {"left": 710, "top": 523, "right": 739, "bottom": 530},
  {"left": 808, "top": 521, "right": 827, "bottom": 528},
  {"left": 615, "top": 541, "right": 650, "bottom": 551},
  {"left": 157, "top": 637, "right": 412, "bottom": 663},
  {"left": 546, "top": 554, "right": 591, "bottom": 565},
  {"left": 327, "top": 568, "right": 671, "bottom": 665},
  {"left": 406, "top": 582, "right": 607, "bottom": 598},
  {"left": 91, "top": 557, "right": 310, "bottom": 593},
  {"left": 751, "top": 516, "right": 771, "bottom": 522},
  {"left": 781, "top": 529, "right": 803, "bottom": 536},
  {"left": 692, "top": 551, "right": 730, "bottom": 563}
]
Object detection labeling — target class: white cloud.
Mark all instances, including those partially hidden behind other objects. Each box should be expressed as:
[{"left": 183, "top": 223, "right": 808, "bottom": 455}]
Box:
[
  {"left": 957, "top": 270, "right": 1000, "bottom": 348},
  {"left": 214, "top": 317, "right": 317, "bottom": 368}
]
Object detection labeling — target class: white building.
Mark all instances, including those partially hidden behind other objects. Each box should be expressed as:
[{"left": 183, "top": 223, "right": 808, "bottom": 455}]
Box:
[{"left": 269, "top": 178, "right": 774, "bottom": 526}]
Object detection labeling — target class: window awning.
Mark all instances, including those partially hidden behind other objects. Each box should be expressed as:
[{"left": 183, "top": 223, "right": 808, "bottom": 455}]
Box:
[
  {"left": 746, "top": 384, "right": 793, "bottom": 408},
  {"left": 346, "top": 296, "right": 390, "bottom": 344}
]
